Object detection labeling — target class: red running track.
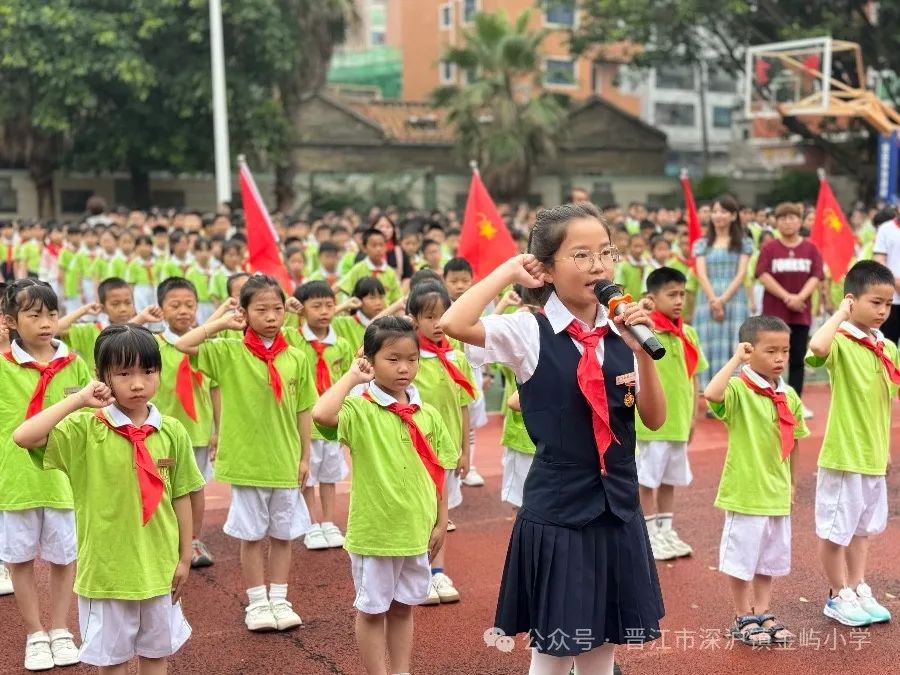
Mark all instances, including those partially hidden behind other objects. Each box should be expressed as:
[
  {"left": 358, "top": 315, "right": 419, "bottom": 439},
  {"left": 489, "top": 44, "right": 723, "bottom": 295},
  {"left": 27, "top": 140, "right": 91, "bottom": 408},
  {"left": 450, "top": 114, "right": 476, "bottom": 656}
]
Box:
[{"left": 1, "top": 382, "right": 899, "bottom": 674}]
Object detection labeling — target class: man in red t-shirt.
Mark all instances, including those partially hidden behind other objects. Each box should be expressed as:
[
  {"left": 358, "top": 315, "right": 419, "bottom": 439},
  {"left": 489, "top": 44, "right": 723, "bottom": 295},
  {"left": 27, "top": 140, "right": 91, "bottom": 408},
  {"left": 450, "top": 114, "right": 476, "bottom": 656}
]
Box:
[{"left": 754, "top": 202, "right": 824, "bottom": 416}]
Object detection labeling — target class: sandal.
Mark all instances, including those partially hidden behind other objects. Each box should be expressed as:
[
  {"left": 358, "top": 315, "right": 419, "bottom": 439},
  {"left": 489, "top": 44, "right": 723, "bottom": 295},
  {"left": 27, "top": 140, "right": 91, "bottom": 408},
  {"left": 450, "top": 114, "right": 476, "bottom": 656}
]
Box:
[
  {"left": 757, "top": 613, "right": 794, "bottom": 644},
  {"left": 729, "top": 614, "right": 772, "bottom": 647}
]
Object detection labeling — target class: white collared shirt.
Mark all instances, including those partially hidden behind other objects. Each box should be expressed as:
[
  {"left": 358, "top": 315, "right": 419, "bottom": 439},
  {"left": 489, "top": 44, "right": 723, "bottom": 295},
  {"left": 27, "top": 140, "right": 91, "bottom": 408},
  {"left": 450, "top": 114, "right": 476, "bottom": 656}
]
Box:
[
  {"left": 356, "top": 312, "right": 374, "bottom": 328},
  {"left": 10, "top": 339, "right": 69, "bottom": 364},
  {"left": 102, "top": 402, "right": 162, "bottom": 430},
  {"left": 365, "top": 258, "right": 387, "bottom": 274},
  {"left": 839, "top": 320, "right": 883, "bottom": 343},
  {"left": 302, "top": 324, "right": 337, "bottom": 345},
  {"left": 471, "top": 291, "right": 639, "bottom": 384},
  {"left": 365, "top": 381, "right": 424, "bottom": 408},
  {"left": 740, "top": 364, "right": 787, "bottom": 393},
  {"left": 160, "top": 325, "right": 182, "bottom": 345}
]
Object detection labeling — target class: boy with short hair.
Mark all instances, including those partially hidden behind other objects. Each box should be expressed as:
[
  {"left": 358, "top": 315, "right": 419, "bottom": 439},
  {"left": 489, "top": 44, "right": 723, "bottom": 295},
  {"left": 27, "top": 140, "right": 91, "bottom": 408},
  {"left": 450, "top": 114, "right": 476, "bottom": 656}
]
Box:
[
  {"left": 705, "top": 315, "right": 809, "bottom": 647},
  {"left": 806, "top": 260, "right": 896, "bottom": 626},
  {"left": 307, "top": 240, "right": 342, "bottom": 288},
  {"left": 420, "top": 239, "right": 443, "bottom": 274},
  {"left": 339, "top": 229, "right": 402, "bottom": 303},
  {"left": 614, "top": 234, "right": 646, "bottom": 300},
  {"left": 57, "top": 225, "right": 84, "bottom": 313},
  {"left": 639, "top": 267, "right": 708, "bottom": 561}
]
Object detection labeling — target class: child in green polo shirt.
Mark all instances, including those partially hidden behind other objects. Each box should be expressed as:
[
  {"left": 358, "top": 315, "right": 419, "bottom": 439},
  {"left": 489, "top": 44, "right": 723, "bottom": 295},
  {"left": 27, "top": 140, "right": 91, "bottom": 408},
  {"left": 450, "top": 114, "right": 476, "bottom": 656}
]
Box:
[
  {"left": 175, "top": 274, "right": 318, "bottom": 634},
  {"left": 185, "top": 238, "right": 218, "bottom": 324},
  {"left": 57, "top": 225, "right": 84, "bottom": 313},
  {"left": 88, "top": 229, "right": 126, "bottom": 288},
  {"left": 640, "top": 267, "right": 708, "bottom": 562},
  {"left": 806, "top": 260, "right": 897, "bottom": 627},
  {"left": 705, "top": 315, "right": 809, "bottom": 648},
  {"left": 614, "top": 234, "right": 646, "bottom": 300},
  {"left": 498, "top": 369, "right": 535, "bottom": 508},
  {"left": 312, "top": 316, "right": 456, "bottom": 675},
  {"left": 283, "top": 281, "right": 354, "bottom": 551},
  {"left": 13, "top": 324, "right": 204, "bottom": 672},
  {"left": 125, "top": 235, "right": 158, "bottom": 313},
  {"left": 333, "top": 277, "right": 387, "bottom": 353},
  {"left": 339, "top": 229, "right": 402, "bottom": 303}
]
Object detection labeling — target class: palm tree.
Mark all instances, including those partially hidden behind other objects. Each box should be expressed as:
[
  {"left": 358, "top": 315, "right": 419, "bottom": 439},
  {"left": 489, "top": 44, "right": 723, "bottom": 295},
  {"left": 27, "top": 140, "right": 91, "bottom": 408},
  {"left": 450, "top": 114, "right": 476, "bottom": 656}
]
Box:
[{"left": 432, "top": 10, "right": 569, "bottom": 201}]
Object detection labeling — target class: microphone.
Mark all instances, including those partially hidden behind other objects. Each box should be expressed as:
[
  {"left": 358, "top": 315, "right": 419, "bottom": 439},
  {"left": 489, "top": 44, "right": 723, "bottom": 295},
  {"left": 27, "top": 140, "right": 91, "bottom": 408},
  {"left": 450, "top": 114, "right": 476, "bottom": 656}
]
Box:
[{"left": 594, "top": 280, "right": 666, "bottom": 360}]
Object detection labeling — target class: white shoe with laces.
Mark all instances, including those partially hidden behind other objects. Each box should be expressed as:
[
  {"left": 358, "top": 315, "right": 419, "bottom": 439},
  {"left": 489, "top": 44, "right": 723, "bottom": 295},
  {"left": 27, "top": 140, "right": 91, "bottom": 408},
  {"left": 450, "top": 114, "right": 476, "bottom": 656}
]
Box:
[
  {"left": 245, "top": 602, "right": 278, "bottom": 631},
  {"left": 321, "top": 522, "right": 345, "bottom": 548},
  {"left": 648, "top": 528, "right": 677, "bottom": 561},
  {"left": 270, "top": 600, "right": 303, "bottom": 630},
  {"left": 662, "top": 528, "right": 693, "bottom": 557},
  {"left": 0, "top": 562, "right": 13, "bottom": 595},
  {"left": 24, "top": 632, "right": 54, "bottom": 671},
  {"left": 304, "top": 523, "right": 329, "bottom": 550},
  {"left": 423, "top": 582, "right": 441, "bottom": 606},
  {"left": 462, "top": 467, "right": 485, "bottom": 487},
  {"left": 432, "top": 573, "right": 460, "bottom": 603},
  {"left": 48, "top": 629, "right": 79, "bottom": 666},
  {"left": 856, "top": 582, "right": 892, "bottom": 623}
]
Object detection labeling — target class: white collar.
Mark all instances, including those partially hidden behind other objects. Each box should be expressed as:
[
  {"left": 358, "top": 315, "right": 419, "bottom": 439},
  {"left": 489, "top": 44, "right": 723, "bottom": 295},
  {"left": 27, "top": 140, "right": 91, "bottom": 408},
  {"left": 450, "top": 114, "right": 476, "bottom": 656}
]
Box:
[
  {"left": 366, "top": 381, "right": 423, "bottom": 407},
  {"left": 365, "top": 258, "right": 386, "bottom": 272},
  {"left": 356, "top": 311, "right": 373, "bottom": 328},
  {"left": 318, "top": 267, "right": 336, "bottom": 279},
  {"left": 839, "top": 320, "right": 883, "bottom": 343},
  {"left": 302, "top": 323, "right": 337, "bottom": 345},
  {"left": 102, "top": 402, "right": 162, "bottom": 430},
  {"left": 10, "top": 339, "right": 68, "bottom": 364},
  {"left": 262, "top": 336, "right": 274, "bottom": 349},
  {"left": 741, "top": 365, "right": 787, "bottom": 393},
  {"left": 544, "top": 291, "right": 616, "bottom": 335},
  {"left": 160, "top": 325, "right": 184, "bottom": 344}
]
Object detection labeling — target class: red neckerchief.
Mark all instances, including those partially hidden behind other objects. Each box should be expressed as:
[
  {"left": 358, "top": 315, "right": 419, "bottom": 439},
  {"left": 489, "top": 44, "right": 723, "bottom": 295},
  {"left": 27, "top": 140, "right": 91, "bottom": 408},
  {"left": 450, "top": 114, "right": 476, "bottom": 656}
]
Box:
[
  {"left": 739, "top": 371, "right": 796, "bottom": 460},
  {"left": 4, "top": 241, "right": 12, "bottom": 265},
  {"left": 308, "top": 339, "right": 331, "bottom": 394},
  {"left": 565, "top": 321, "right": 617, "bottom": 476},
  {"left": 837, "top": 328, "right": 900, "bottom": 385},
  {"left": 45, "top": 242, "right": 62, "bottom": 258},
  {"left": 3, "top": 349, "right": 77, "bottom": 418},
  {"left": 417, "top": 332, "right": 475, "bottom": 397},
  {"left": 650, "top": 310, "right": 699, "bottom": 377},
  {"left": 158, "top": 335, "right": 203, "bottom": 421},
  {"left": 94, "top": 410, "right": 163, "bottom": 525},
  {"left": 242, "top": 330, "right": 289, "bottom": 402},
  {"left": 362, "top": 390, "right": 443, "bottom": 496}
]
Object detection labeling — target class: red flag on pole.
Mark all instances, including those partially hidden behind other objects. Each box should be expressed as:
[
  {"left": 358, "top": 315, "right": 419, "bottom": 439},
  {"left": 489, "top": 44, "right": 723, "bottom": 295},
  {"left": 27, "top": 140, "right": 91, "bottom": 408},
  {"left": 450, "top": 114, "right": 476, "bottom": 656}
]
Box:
[
  {"left": 679, "top": 169, "right": 703, "bottom": 268},
  {"left": 458, "top": 167, "right": 516, "bottom": 280},
  {"left": 810, "top": 172, "right": 855, "bottom": 281},
  {"left": 238, "top": 157, "right": 292, "bottom": 291}
]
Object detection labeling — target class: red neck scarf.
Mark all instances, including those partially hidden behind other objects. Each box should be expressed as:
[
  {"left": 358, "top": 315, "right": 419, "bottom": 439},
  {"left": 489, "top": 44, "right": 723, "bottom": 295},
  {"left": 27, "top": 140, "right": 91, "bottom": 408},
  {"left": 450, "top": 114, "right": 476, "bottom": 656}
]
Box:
[
  {"left": 45, "top": 242, "right": 62, "bottom": 258},
  {"left": 309, "top": 339, "right": 331, "bottom": 394},
  {"left": 159, "top": 335, "right": 204, "bottom": 421},
  {"left": 838, "top": 328, "right": 900, "bottom": 385},
  {"left": 739, "top": 371, "right": 796, "bottom": 460},
  {"left": 650, "top": 310, "right": 699, "bottom": 377},
  {"left": 3, "top": 349, "right": 77, "bottom": 418},
  {"left": 565, "top": 321, "right": 617, "bottom": 476},
  {"left": 362, "top": 390, "right": 443, "bottom": 496},
  {"left": 417, "top": 333, "right": 475, "bottom": 397},
  {"left": 94, "top": 410, "right": 163, "bottom": 524},
  {"left": 243, "top": 330, "right": 289, "bottom": 402},
  {"left": 4, "top": 242, "right": 12, "bottom": 265}
]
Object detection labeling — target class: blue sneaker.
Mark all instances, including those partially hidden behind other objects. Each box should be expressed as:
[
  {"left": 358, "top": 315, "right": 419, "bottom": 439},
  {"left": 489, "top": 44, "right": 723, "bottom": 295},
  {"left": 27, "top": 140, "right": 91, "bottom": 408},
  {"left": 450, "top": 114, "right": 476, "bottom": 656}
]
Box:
[
  {"left": 856, "top": 583, "right": 891, "bottom": 623},
  {"left": 824, "top": 588, "right": 873, "bottom": 627}
]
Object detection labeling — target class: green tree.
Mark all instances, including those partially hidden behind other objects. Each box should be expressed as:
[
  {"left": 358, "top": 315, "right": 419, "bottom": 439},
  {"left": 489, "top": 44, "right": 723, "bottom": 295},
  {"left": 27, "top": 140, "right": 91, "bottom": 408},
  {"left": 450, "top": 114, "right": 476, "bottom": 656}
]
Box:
[{"left": 432, "top": 10, "right": 569, "bottom": 201}]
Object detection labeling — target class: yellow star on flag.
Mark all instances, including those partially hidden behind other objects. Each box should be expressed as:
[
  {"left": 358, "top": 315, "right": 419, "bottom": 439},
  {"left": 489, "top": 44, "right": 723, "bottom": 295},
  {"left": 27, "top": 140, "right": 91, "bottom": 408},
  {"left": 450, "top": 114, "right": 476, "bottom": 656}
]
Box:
[
  {"left": 478, "top": 214, "right": 496, "bottom": 240},
  {"left": 825, "top": 208, "right": 843, "bottom": 231}
]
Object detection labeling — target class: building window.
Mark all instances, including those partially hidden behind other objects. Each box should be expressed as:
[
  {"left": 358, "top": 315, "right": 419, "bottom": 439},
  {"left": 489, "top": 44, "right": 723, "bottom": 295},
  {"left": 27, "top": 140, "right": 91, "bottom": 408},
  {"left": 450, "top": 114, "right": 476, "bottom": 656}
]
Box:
[
  {"left": 439, "top": 2, "right": 453, "bottom": 29},
  {"left": 440, "top": 60, "right": 457, "bottom": 84},
  {"left": 61, "top": 190, "right": 94, "bottom": 214},
  {"left": 0, "top": 177, "right": 17, "bottom": 212},
  {"left": 707, "top": 67, "right": 735, "bottom": 93},
  {"left": 462, "top": 0, "right": 478, "bottom": 23},
  {"left": 465, "top": 66, "right": 479, "bottom": 84},
  {"left": 543, "top": 58, "right": 575, "bottom": 87},
  {"left": 655, "top": 102, "right": 695, "bottom": 127},
  {"left": 712, "top": 106, "right": 733, "bottom": 128},
  {"left": 543, "top": 0, "right": 576, "bottom": 27},
  {"left": 655, "top": 64, "right": 695, "bottom": 90}
]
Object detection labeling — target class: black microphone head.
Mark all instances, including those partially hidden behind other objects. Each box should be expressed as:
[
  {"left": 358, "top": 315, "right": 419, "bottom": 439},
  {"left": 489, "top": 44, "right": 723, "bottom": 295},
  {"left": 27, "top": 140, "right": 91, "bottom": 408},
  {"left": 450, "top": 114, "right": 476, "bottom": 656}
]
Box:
[{"left": 593, "top": 280, "right": 623, "bottom": 307}]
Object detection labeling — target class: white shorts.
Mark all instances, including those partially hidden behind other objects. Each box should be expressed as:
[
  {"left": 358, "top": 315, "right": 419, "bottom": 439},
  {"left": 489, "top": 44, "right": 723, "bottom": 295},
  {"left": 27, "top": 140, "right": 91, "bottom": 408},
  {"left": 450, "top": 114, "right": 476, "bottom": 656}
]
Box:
[
  {"left": 636, "top": 440, "right": 692, "bottom": 488},
  {"left": 349, "top": 553, "right": 431, "bottom": 615},
  {"left": 446, "top": 470, "right": 462, "bottom": 511},
  {"left": 305, "top": 440, "right": 349, "bottom": 487},
  {"left": 815, "top": 468, "right": 888, "bottom": 546},
  {"left": 0, "top": 508, "right": 76, "bottom": 565},
  {"left": 719, "top": 512, "right": 791, "bottom": 581},
  {"left": 193, "top": 447, "right": 213, "bottom": 484},
  {"left": 77, "top": 595, "right": 191, "bottom": 666},
  {"left": 223, "top": 487, "right": 311, "bottom": 541},
  {"left": 469, "top": 396, "right": 488, "bottom": 429},
  {"left": 501, "top": 449, "right": 534, "bottom": 508}
]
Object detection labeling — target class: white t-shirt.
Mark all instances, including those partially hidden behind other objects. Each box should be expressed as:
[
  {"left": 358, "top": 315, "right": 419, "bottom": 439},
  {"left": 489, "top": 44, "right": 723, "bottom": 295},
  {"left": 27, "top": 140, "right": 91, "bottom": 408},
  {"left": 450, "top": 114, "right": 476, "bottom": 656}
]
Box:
[{"left": 873, "top": 219, "right": 900, "bottom": 304}]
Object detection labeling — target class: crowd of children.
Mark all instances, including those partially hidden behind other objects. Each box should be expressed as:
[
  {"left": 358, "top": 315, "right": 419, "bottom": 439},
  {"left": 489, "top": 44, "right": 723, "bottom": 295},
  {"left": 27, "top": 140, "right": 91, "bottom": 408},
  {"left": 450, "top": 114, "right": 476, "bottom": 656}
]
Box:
[{"left": 0, "top": 193, "right": 896, "bottom": 674}]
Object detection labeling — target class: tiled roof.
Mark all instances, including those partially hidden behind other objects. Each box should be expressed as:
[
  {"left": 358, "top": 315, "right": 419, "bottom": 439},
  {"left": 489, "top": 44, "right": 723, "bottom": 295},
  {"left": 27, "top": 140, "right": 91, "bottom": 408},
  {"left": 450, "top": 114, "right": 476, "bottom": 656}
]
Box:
[{"left": 345, "top": 100, "right": 454, "bottom": 144}]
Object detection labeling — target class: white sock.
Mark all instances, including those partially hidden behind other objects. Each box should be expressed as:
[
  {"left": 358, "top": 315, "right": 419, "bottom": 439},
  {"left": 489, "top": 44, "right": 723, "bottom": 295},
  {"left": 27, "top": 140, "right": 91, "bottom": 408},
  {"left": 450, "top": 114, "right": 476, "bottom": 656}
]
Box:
[
  {"left": 269, "top": 583, "right": 288, "bottom": 603},
  {"left": 644, "top": 514, "right": 657, "bottom": 529},
  {"left": 247, "top": 585, "right": 268, "bottom": 606},
  {"left": 321, "top": 521, "right": 334, "bottom": 529},
  {"left": 657, "top": 512, "right": 673, "bottom": 533}
]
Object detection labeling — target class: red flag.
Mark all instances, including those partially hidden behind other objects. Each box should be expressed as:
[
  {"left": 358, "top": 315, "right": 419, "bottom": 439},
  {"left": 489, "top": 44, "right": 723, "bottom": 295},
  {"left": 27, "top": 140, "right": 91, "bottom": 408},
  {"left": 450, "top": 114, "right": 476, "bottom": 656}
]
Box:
[
  {"left": 810, "top": 174, "right": 855, "bottom": 281},
  {"left": 458, "top": 170, "right": 516, "bottom": 279},
  {"left": 238, "top": 159, "right": 292, "bottom": 290},
  {"left": 680, "top": 171, "right": 702, "bottom": 268}
]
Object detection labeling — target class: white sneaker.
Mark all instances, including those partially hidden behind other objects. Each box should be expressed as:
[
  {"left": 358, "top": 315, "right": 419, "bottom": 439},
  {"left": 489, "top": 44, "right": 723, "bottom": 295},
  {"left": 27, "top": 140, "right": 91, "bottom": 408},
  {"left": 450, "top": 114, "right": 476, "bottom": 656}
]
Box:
[
  {"left": 462, "top": 467, "right": 485, "bottom": 487},
  {"left": 431, "top": 573, "right": 460, "bottom": 603},
  {"left": 823, "top": 587, "right": 873, "bottom": 627},
  {"left": 270, "top": 600, "right": 303, "bottom": 630},
  {"left": 856, "top": 582, "right": 892, "bottom": 623},
  {"left": 446, "top": 519, "right": 457, "bottom": 532},
  {"left": 245, "top": 602, "right": 278, "bottom": 631},
  {"left": 422, "top": 582, "right": 441, "bottom": 605},
  {"left": 648, "top": 529, "right": 677, "bottom": 561},
  {"left": 24, "top": 632, "right": 54, "bottom": 671},
  {"left": 321, "top": 522, "right": 345, "bottom": 548},
  {"left": 662, "top": 529, "right": 693, "bottom": 557},
  {"left": 48, "top": 629, "right": 79, "bottom": 666},
  {"left": 303, "top": 523, "right": 329, "bottom": 550},
  {"left": 0, "top": 562, "right": 13, "bottom": 595},
  {"left": 802, "top": 405, "right": 814, "bottom": 419}
]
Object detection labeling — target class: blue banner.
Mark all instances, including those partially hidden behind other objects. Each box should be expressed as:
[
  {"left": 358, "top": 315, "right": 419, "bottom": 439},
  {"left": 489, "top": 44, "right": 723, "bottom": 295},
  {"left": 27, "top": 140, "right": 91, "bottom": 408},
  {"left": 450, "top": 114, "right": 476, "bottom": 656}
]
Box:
[{"left": 876, "top": 131, "right": 899, "bottom": 204}]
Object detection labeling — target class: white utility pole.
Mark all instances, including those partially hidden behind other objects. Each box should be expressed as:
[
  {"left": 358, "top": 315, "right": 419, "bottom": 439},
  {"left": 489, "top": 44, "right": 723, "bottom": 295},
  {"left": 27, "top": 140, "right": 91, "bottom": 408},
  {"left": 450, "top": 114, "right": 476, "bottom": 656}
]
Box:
[{"left": 209, "top": 0, "right": 232, "bottom": 205}]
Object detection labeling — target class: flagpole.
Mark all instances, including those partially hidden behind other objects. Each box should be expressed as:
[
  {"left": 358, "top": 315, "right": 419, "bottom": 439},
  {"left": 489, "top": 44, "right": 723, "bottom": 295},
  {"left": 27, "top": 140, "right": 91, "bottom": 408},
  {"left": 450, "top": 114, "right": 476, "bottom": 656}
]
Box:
[
  {"left": 817, "top": 168, "right": 826, "bottom": 180},
  {"left": 680, "top": 167, "right": 689, "bottom": 180},
  {"left": 469, "top": 159, "right": 479, "bottom": 175},
  {"left": 210, "top": 0, "right": 232, "bottom": 206}
]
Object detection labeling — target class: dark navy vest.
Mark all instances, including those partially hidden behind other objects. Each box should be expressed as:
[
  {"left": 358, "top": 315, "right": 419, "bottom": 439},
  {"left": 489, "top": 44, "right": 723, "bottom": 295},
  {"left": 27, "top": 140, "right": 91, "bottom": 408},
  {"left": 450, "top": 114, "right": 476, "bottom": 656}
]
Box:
[{"left": 518, "top": 312, "right": 639, "bottom": 527}]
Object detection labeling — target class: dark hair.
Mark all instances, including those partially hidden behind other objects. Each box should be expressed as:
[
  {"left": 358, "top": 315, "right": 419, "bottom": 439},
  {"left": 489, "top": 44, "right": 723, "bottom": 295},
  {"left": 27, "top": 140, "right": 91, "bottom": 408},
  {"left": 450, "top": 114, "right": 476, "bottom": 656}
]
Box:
[
  {"left": 66, "top": 224, "right": 82, "bottom": 236},
  {"left": 2, "top": 279, "right": 59, "bottom": 317},
  {"left": 296, "top": 280, "right": 334, "bottom": 303},
  {"left": 446, "top": 227, "right": 461, "bottom": 237},
  {"left": 422, "top": 238, "right": 440, "bottom": 251},
  {"left": 226, "top": 272, "right": 250, "bottom": 297},
  {"left": 649, "top": 234, "right": 670, "bottom": 249},
  {"left": 738, "top": 315, "right": 790, "bottom": 344},
  {"left": 193, "top": 238, "right": 211, "bottom": 253},
  {"left": 524, "top": 202, "right": 612, "bottom": 306},
  {"left": 362, "top": 316, "right": 418, "bottom": 360},
  {"left": 157, "top": 277, "right": 197, "bottom": 305},
  {"left": 98, "top": 277, "right": 131, "bottom": 304},
  {"left": 284, "top": 245, "right": 305, "bottom": 262},
  {"left": 400, "top": 226, "right": 421, "bottom": 241},
  {"left": 151, "top": 225, "right": 168, "bottom": 236},
  {"left": 844, "top": 260, "right": 895, "bottom": 297},
  {"left": 332, "top": 225, "right": 350, "bottom": 237},
  {"left": 706, "top": 195, "right": 744, "bottom": 253},
  {"left": 362, "top": 228, "right": 386, "bottom": 247},
  {"left": 443, "top": 257, "right": 473, "bottom": 277},
  {"left": 317, "top": 241, "right": 340, "bottom": 256},
  {"left": 407, "top": 280, "right": 451, "bottom": 318},
  {"left": 135, "top": 235, "right": 153, "bottom": 248},
  {"left": 94, "top": 324, "right": 162, "bottom": 383},
  {"left": 409, "top": 268, "right": 442, "bottom": 289},
  {"left": 425, "top": 222, "right": 445, "bottom": 234},
  {"left": 352, "top": 276, "right": 386, "bottom": 300},
  {"left": 645, "top": 267, "right": 687, "bottom": 294},
  {"left": 239, "top": 274, "right": 285, "bottom": 310},
  {"left": 222, "top": 239, "right": 243, "bottom": 257}
]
